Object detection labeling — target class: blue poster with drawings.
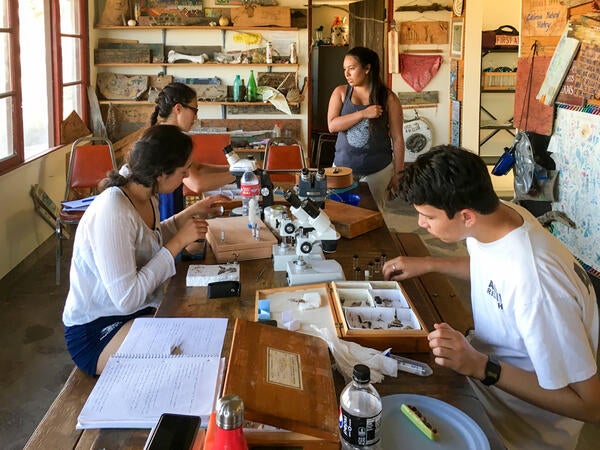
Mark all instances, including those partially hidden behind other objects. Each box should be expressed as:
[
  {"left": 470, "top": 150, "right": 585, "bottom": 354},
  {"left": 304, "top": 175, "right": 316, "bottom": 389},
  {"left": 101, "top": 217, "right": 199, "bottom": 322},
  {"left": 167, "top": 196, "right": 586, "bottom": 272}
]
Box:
[{"left": 548, "top": 106, "right": 600, "bottom": 271}]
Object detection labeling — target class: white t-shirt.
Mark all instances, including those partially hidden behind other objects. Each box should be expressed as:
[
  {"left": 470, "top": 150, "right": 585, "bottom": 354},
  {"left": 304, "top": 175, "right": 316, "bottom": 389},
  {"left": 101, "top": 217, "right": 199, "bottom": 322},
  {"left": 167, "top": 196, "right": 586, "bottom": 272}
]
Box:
[
  {"left": 63, "top": 187, "right": 178, "bottom": 326},
  {"left": 467, "top": 202, "right": 598, "bottom": 450}
]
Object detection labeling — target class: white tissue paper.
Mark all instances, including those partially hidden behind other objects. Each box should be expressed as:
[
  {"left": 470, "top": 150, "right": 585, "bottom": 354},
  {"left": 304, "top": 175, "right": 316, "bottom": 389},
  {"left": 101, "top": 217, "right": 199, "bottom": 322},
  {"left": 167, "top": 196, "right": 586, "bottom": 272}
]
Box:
[{"left": 310, "top": 325, "right": 398, "bottom": 384}]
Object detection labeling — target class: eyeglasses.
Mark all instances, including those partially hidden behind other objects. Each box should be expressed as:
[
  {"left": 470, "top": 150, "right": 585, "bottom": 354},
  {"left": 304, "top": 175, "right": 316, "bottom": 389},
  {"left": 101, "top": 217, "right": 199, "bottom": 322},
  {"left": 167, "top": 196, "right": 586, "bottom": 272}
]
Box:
[{"left": 181, "top": 103, "right": 198, "bottom": 115}]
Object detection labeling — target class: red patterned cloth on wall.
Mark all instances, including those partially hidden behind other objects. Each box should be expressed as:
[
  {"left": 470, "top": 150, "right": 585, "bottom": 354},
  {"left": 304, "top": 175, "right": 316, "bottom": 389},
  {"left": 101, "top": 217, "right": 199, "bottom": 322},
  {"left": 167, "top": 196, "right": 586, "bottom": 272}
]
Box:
[{"left": 399, "top": 54, "right": 443, "bottom": 92}]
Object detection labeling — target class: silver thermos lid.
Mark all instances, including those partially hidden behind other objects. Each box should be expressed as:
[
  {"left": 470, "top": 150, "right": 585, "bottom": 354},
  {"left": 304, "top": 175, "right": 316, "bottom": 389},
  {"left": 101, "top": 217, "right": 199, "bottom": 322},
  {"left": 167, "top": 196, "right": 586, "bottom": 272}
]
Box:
[{"left": 216, "top": 394, "right": 244, "bottom": 430}]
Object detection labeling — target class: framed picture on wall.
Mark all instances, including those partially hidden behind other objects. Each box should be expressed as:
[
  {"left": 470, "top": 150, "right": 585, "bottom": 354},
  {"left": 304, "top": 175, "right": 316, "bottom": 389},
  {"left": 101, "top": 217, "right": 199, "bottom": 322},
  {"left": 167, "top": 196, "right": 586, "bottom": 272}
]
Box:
[
  {"left": 451, "top": 19, "right": 464, "bottom": 59},
  {"left": 451, "top": 100, "right": 461, "bottom": 146}
]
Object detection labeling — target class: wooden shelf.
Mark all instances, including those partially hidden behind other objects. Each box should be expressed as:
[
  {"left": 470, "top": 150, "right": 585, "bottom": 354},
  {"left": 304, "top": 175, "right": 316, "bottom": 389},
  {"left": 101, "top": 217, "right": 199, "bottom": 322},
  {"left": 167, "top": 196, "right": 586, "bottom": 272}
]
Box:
[
  {"left": 95, "top": 25, "right": 299, "bottom": 31},
  {"left": 95, "top": 62, "right": 298, "bottom": 68},
  {"left": 98, "top": 100, "right": 300, "bottom": 107}
]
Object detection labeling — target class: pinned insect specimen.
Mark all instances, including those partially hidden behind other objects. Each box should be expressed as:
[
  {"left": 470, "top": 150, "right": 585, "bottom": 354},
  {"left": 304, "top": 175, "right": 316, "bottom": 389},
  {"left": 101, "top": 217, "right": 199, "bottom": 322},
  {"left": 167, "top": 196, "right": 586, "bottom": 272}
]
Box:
[
  {"left": 389, "top": 310, "right": 404, "bottom": 328},
  {"left": 217, "top": 265, "right": 237, "bottom": 275}
]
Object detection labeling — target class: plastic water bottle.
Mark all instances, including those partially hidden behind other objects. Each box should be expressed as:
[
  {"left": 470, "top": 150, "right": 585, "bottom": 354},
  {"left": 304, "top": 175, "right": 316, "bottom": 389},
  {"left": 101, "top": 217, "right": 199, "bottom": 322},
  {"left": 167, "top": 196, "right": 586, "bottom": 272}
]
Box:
[
  {"left": 240, "top": 168, "right": 259, "bottom": 217},
  {"left": 339, "top": 364, "right": 382, "bottom": 450}
]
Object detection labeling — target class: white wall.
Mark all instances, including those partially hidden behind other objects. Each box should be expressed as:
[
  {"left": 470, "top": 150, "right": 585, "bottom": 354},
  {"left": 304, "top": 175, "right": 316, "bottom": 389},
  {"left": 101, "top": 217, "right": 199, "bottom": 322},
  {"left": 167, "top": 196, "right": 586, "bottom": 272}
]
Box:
[
  {"left": 0, "top": 146, "right": 69, "bottom": 280},
  {"left": 390, "top": 7, "right": 453, "bottom": 146}
]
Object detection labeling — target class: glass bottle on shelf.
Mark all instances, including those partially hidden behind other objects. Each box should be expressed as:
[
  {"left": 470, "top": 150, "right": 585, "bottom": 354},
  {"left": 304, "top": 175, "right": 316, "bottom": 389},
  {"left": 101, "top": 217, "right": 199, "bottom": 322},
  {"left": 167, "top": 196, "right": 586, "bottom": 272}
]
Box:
[
  {"left": 233, "top": 75, "right": 242, "bottom": 102},
  {"left": 247, "top": 70, "right": 258, "bottom": 102}
]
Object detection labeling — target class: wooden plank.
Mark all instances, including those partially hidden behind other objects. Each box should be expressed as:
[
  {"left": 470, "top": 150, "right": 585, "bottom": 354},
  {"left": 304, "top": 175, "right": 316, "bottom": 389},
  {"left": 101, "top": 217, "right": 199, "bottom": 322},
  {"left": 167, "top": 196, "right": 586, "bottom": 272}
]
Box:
[
  {"left": 60, "top": 111, "right": 91, "bottom": 144},
  {"left": 323, "top": 199, "right": 384, "bottom": 239},
  {"left": 399, "top": 21, "right": 449, "bottom": 45},
  {"left": 94, "top": 48, "right": 151, "bottom": 64},
  {"left": 397, "top": 90, "right": 440, "bottom": 105},
  {"left": 230, "top": 6, "right": 291, "bottom": 27},
  {"left": 521, "top": 0, "right": 569, "bottom": 37},
  {"left": 98, "top": 43, "right": 165, "bottom": 63}
]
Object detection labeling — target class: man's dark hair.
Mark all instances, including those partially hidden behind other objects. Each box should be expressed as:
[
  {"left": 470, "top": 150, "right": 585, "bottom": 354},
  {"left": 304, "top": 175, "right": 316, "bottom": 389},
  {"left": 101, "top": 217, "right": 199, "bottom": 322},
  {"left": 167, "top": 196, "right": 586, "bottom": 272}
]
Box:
[{"left": 400, "top": 145, "right": 500, "bottom": 218}]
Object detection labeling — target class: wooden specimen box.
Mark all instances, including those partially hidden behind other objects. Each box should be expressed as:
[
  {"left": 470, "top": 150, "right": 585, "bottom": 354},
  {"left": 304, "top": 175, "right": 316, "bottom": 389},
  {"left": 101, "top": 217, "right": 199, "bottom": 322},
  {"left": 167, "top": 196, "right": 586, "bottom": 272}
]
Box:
[
  {"left": 323, "top": 199, "right": 384, "bottom": 239},
  {"left": 223, "top": 319, "right": 339, "bottom": 450},
  {"left": 206, "top": 216, "right": 278, "bottom": 263},
  {"left": 255, "top": 281, "right": 430, "bottom": 353}
]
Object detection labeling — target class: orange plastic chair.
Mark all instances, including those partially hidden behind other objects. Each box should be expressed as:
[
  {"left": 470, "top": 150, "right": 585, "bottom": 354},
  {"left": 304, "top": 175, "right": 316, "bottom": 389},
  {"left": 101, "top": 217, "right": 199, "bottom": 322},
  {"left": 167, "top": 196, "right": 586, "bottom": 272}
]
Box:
[
  {"left": 56, "top": 137, "right": 116, "bottom": 285},
  {"left": 263, "top": 137, "right": 306, "bottom": 184},
  {"left": 183, "top": 133, "right": 231, "bottom": 196}
]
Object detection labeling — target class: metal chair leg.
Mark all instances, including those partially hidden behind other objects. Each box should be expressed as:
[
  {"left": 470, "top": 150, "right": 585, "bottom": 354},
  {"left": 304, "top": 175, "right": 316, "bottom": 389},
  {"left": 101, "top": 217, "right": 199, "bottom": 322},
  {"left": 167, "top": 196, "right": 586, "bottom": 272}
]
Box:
[{"left": 55, "top": 219, "right": 62, "bottom": 285}]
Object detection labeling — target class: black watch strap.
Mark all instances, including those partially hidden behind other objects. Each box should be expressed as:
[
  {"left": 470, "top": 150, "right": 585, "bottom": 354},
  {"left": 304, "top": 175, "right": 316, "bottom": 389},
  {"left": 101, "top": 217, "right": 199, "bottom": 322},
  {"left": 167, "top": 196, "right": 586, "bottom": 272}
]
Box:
[{"left": 481, "top": 355, "right": 501, "bottom": 386}]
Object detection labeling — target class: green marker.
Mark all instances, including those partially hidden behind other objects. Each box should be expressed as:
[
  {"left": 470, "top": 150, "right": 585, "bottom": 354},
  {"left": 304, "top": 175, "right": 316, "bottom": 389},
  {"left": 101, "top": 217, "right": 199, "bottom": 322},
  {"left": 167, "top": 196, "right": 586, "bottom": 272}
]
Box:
[{"left": 401, "top": 403, "right": 439, "bottom": 440}]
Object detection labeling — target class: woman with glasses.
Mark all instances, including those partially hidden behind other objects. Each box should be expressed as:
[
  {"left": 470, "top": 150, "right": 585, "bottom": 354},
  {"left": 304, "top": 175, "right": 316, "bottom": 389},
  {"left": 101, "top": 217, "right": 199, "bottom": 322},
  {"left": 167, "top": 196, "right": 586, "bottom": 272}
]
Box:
[{"left": 150, "top": 82, "right": 234, "bottom": 219}]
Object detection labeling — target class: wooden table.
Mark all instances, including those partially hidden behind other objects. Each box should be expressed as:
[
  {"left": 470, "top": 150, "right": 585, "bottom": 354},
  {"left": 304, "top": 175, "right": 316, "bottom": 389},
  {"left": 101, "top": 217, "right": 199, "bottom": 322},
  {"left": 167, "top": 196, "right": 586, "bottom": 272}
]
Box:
[{"left": 25, "top": 184, "right": 505, "bottom": 450}]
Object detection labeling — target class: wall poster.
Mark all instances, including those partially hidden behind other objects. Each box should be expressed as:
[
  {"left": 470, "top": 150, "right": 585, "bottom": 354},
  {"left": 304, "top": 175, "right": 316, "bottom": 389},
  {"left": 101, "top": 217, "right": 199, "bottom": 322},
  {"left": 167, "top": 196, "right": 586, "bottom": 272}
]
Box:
[
  {"left": 451, "top": 100, "right": 461, "bottom": 146},
  {"left": 548, "top": 107, "right": 600, "bottom": 271}
]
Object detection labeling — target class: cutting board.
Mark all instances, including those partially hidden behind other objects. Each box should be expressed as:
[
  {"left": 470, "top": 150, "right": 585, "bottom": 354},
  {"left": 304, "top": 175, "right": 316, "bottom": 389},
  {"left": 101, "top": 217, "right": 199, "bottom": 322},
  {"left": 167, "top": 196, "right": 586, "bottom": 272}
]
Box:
[
  {"left": 206, "top": 216, "right": 278, "bottom": 263},
  {"left": 323, "top": 199, "right": 384, "bottom": 239}
]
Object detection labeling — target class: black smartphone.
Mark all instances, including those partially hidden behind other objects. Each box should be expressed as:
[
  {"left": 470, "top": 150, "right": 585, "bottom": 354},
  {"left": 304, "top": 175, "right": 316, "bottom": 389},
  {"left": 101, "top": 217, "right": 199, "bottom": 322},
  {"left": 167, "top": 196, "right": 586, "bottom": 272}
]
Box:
[{"left": 145, "top": 413, "right": 201, "bottom": 450}]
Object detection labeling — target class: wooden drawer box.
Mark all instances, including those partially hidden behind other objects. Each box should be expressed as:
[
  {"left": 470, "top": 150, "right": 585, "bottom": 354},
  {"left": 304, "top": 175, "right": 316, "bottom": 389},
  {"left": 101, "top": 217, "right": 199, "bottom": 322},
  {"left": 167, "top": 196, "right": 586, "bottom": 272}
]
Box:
[
  {"left": 206, "top": 216, "right": 277, "bottom": 263},
  {"left": 223, "top": 319, "right": 339, "bottom": 450},
  {"left": 255, "top": 281, "right": 430, "bottom": 353}
]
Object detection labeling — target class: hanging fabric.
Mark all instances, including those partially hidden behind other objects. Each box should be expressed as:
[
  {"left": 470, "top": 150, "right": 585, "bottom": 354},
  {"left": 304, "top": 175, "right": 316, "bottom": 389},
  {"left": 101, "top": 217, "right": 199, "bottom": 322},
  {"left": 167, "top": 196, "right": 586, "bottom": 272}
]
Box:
[{"left": 399, "top": 53, "right": 442, "bottom": 92}]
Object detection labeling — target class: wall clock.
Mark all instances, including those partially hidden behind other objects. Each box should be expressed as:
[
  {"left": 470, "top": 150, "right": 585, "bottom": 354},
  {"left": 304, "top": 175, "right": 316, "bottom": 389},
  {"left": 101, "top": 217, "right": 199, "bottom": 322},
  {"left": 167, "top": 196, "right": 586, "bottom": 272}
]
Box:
[{"left": 453, "top": 0, "right": 464, "bottom": 17}]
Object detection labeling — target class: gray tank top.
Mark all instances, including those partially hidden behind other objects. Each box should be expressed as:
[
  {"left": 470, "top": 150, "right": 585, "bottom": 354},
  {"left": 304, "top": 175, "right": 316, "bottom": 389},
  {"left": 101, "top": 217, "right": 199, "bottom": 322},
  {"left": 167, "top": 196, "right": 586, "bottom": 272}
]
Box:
[{"left": 334, "top": 86, "right": 392, "bottom": 176}]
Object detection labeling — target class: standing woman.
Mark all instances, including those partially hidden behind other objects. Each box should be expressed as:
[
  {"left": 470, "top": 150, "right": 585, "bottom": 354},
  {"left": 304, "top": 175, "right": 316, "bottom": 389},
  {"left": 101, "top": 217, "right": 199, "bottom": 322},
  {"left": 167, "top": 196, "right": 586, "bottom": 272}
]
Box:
[
  {"left": 150, "top": 82, "right": 234, "bottom": 218},
  {"left": 63, "top": 125, "right": 220, "bottom": 376},
  {"left": 328, "top": 47, "right": 404, "bottom": 209}
]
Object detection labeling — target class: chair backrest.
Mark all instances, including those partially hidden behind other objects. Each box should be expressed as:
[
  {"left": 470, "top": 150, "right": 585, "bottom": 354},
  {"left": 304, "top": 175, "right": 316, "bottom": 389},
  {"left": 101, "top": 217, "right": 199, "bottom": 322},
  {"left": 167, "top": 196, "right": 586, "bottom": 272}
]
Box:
[
  {"left": 264, "top": 138, "right": 306, "bottom": 183},
  {"left": 64, "top": 137, "right": 116, "bottom": 200},
  {"left": 189, "top": 133, "right": 231, "bottom": 166}
]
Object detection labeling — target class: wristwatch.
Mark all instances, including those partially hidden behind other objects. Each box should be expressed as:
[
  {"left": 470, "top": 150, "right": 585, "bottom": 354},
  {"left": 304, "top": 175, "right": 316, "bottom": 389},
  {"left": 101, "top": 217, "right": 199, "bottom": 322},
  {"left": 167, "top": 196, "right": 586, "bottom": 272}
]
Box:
[{"left": 481, "top": 355, "right": 501, "bottom": 386}]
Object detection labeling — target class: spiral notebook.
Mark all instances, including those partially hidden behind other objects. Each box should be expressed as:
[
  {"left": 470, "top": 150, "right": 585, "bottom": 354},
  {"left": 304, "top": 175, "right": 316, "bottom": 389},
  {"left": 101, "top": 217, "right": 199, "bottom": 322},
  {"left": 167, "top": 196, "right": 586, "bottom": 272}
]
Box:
[{"left": 77, "top": 317, "right": 228, "bottom": 429}]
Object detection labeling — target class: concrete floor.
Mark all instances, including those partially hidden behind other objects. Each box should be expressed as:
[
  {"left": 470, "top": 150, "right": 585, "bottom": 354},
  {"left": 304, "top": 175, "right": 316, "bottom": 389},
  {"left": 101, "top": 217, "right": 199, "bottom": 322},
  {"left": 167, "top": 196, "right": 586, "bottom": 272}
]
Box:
[{"left": 0, "top": 197, "right": 598, "bottom": 449}]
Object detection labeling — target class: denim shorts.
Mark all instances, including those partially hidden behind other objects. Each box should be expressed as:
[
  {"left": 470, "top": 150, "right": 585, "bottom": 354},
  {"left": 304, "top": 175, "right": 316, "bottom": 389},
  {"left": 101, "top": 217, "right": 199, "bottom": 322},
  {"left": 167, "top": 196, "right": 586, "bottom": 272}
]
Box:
[{"left": 64, "top": 307, "right": 156, "bottom": 377}]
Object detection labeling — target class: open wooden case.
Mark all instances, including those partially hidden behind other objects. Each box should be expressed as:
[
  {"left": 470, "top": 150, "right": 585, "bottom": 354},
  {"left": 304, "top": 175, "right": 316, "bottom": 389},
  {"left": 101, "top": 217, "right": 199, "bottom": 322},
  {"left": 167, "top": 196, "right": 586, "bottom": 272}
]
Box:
[
  {"left": 255, "top": 281, "right": 430, "bottom": 354},
  {"left": 206, "top": 216, "right": 278, "bottom": 263},
  {"left": 223, "top": 319, "right": 339, "bottom": 449}
]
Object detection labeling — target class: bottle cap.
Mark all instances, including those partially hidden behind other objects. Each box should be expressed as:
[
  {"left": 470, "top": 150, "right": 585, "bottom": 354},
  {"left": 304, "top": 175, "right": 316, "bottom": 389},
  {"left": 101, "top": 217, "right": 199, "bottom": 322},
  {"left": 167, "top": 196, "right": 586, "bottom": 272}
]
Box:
[
  {"left": 353, "top": 364, "right": 370, "bottom": 383},
  {"left": 216, "top": 394, "right": 244, "bottom": 429}
]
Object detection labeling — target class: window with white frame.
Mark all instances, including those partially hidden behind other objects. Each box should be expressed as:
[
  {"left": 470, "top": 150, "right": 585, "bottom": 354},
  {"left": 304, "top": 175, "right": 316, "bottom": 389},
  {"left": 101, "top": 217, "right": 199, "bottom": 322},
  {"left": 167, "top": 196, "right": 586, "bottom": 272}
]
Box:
[{"left": 0, "top": 0, "right": 88, "bottom": 174}]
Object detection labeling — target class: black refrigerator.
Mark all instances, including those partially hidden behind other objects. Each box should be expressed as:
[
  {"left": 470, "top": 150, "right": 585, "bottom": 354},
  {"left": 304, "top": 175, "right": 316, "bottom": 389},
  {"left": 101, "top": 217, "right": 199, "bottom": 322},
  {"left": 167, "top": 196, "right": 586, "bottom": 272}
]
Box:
[{"left": 311, "top": 45, "right": 348, "bottom": 131}]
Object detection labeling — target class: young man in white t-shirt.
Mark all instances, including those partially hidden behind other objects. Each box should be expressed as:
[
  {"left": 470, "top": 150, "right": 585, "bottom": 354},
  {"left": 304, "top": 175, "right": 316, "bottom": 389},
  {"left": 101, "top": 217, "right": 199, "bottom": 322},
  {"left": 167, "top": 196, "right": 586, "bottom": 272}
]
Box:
[{"left": 383, "top": 145, "right": 600, "bottom": 450}]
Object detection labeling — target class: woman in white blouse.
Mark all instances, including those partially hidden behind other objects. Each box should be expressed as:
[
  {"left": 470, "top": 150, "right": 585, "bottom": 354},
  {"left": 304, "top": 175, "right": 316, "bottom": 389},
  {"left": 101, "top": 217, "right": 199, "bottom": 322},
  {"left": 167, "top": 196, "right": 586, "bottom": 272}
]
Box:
[{"left": 62, "top": 125, "right": 227, "bottom": 376}]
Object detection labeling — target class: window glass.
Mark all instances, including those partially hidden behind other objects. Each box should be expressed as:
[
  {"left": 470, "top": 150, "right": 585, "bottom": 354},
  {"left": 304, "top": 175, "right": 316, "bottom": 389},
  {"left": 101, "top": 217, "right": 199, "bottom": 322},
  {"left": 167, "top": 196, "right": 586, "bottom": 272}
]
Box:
[
  {"left": 0, "top": 97, "right": 15, "bottom": 161},
  {"left": 0, "top": 32, "right": 10, "bottom": 91},
  {"left": 61, "top": 36, "right": 81, "bottom": 83},
  {"left": 63, "top": 84, "right": 82, "bottom": 120},
  {"left": 19, "top": 0, "right": 50, "bottom": 157},
  {"left": 0, "top": 0, "right": 8, "bottom": 28},
  {"left": 60, "top": 0, "right": 79, "bottom": 34}
]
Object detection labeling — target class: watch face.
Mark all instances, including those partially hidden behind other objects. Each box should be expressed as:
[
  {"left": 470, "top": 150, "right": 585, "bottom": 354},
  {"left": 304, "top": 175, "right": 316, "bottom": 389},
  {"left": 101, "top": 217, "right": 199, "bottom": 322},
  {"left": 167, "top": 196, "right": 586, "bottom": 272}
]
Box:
[{"left": 453, "top": 0, "right": 464, "bottom": 16}]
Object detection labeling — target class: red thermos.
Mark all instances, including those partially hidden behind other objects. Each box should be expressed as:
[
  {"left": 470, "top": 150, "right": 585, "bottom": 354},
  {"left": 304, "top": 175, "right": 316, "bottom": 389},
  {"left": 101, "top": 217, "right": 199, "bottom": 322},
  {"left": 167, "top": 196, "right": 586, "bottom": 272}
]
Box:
[{"left": 212, "top": 394, "right": 248, "bottom": 450}]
